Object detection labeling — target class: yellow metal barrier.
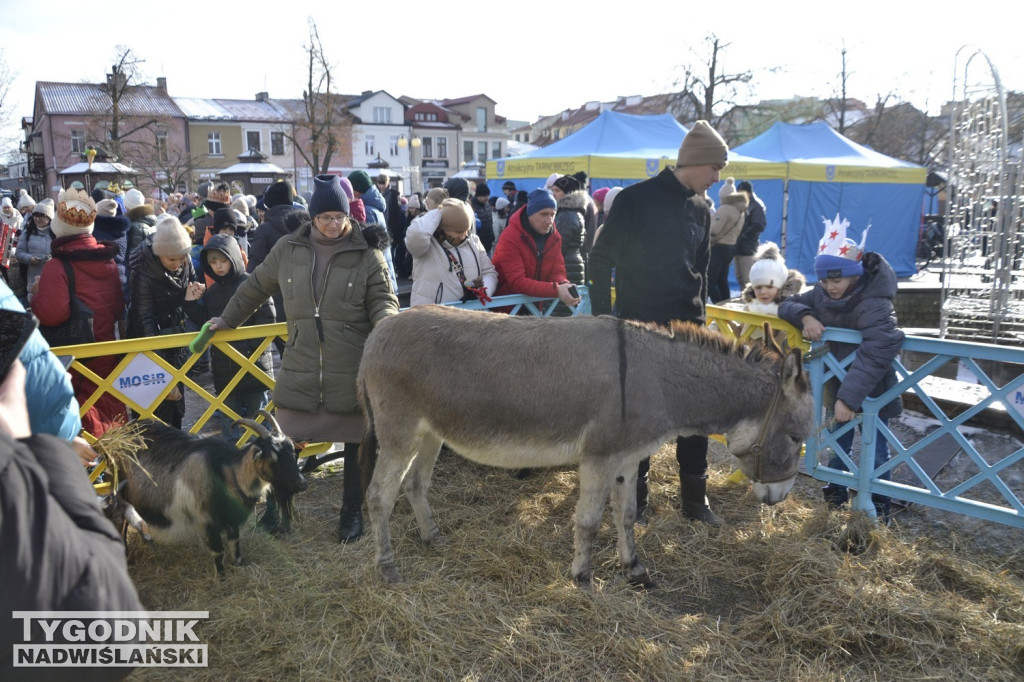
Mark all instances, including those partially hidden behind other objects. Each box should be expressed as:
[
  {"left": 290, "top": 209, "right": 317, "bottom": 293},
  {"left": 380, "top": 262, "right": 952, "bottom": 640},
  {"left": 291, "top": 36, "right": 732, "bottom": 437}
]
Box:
[
  {"left": 704, "top": 303, "right": 808, "bottom": 352},
  {"left": 51, "top": 323, "right": 288, "bottom": 493},
  {"left": 59, "top": 305, "right": 808, "bottom": 493},
  {"left": 704, "top": 305, "right": 810, "bottom": 484}
]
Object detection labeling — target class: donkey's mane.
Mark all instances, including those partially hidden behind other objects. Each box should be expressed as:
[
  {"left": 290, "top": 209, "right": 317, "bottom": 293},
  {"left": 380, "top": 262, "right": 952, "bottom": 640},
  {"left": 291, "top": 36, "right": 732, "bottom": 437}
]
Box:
[{"left": 624, "top": 318, "right": 782, "bottom": 367}]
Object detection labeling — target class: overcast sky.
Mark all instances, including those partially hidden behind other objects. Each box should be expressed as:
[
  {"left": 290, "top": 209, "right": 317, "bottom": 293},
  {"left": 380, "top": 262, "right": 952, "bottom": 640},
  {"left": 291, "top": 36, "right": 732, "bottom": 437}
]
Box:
[{"left": 2, "top": 0, "right": 1021, "bottom": 147}]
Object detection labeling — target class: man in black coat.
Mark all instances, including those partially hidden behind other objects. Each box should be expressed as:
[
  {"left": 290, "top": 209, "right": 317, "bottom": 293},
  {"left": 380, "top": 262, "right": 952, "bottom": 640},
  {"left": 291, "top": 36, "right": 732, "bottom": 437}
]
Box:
[{"left": 588, "top": 120, "right": 729, "bottom": 527}]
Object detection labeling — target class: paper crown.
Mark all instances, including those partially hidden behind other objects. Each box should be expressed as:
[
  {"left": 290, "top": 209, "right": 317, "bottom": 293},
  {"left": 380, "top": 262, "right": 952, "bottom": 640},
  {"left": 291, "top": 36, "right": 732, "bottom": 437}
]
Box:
[
  {"left": 56, "top": 187, "right": 98, "bottom": 228},
  {"left": 817, "top": 213, "right": 869, "bottom": 261}
]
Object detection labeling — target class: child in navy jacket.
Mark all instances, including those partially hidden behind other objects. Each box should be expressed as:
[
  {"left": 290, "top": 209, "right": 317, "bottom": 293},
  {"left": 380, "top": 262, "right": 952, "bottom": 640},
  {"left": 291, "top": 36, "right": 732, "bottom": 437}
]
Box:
[{"left": 778, "top": 215, "right": 904, "bottom": 522}]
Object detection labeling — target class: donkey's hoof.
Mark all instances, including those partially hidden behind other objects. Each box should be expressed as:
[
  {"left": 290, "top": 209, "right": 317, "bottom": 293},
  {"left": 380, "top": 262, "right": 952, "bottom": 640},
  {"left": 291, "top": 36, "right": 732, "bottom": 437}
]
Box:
[
  {"left": 628, "top": 565, "right": 655, "bottom": 589},
  {"left": 571, "top": 573, "right": 594, "bottom": 591},
  {"left": 380, "top": 563, "right": 404, "bottom": 584},
  {"left": 426, "top": 532, "right": 448, "bottom": 548}
]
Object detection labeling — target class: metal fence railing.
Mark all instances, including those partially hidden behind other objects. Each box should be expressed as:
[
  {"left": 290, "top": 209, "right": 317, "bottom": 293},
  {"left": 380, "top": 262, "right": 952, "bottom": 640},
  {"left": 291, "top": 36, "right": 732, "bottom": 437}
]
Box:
[
  {"left": 56, "top": 286, "right": 1023, "bottom": 528},
  {"left": 807, "top": 328, "right": 1023, "bottom": 528}
]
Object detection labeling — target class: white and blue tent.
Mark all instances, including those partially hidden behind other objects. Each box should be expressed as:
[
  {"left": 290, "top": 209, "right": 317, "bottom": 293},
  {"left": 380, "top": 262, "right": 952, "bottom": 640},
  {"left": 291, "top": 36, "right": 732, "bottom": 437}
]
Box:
[
  {"left": 727, "top": 121, "right": 927, "bottom": 279},
  {"left": 486, "top": 111, "right": 782, "bottom": 194}
]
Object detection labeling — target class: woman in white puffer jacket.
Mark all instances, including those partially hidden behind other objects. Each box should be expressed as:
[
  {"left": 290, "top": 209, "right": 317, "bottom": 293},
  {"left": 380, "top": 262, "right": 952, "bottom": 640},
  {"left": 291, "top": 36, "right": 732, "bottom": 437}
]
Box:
[{"left": 405, "top": 198, "right": 498, "bottom": 307}]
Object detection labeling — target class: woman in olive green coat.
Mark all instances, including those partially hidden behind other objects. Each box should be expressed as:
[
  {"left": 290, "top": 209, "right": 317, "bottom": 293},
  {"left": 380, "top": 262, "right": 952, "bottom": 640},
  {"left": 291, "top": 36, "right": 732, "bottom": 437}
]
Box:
[{"left": 210, "top": 174, "right": 399, "bottom": 542}]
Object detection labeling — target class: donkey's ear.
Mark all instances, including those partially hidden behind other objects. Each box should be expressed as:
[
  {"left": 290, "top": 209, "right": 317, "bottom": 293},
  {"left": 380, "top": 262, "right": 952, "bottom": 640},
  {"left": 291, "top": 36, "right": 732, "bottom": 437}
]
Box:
[
  {"left": 782, "top": 348, "right": 808, "bottom": 392},
  {"left": 763, "top": 322, "right": 783, "bottom": 355}
]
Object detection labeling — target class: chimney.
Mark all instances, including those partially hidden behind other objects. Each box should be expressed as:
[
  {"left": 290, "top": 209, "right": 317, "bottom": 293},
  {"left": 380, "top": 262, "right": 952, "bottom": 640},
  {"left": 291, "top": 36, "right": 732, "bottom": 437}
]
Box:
[
  {"left": 106, "top": 70, "right": 128, "bottom": 94},
  {"left": 156, "top": 77, "right": 167, "bottom": 94},
  {"left": 256, "top": 92, "right": 268, "bottom": 102}
]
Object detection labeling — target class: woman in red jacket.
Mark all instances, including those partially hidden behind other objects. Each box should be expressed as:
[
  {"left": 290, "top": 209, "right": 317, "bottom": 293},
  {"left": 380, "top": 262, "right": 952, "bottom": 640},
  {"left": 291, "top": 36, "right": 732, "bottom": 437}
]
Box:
[
  {"left": 492, "top": 188, "right": 580, "bottom": 307},
  {"left": 31, "top": 191, "right": 126, "bottom": 437}
]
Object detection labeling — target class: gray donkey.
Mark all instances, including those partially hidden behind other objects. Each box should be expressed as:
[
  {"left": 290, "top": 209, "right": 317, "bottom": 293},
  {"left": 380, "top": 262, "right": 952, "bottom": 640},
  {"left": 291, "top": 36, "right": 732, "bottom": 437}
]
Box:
[{"left": 357, "top": 305, "right": 813, "bottom": 587}]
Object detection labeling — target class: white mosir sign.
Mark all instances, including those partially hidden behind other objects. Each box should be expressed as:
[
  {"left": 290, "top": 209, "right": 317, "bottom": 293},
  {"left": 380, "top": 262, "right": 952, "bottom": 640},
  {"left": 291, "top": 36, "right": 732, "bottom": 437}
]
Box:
[{"left": 115, "top": 354, "right": 174, "bottom": 410}]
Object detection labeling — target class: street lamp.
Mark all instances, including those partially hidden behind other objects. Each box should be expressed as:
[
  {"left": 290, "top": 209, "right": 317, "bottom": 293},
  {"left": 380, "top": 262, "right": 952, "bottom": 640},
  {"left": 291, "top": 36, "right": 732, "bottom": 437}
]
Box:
[{"left": 397, "top": 135, "right": 421, "bottom": 148}]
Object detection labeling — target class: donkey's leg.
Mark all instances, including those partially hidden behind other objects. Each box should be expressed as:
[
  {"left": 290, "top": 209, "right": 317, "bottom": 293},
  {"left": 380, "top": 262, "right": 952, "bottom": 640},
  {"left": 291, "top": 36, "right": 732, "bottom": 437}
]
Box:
[
  {"left": 401, "top": 432, "right": 447, "bottom": 547},
  {"left": 571, "top": 459, "right": 613, "bottom": 587},
  {"left": 610, "top": 463, "right": 653, "bottom": 588},
  {"left": 366, "top": 429, "right": 421, "bottom": 584}
]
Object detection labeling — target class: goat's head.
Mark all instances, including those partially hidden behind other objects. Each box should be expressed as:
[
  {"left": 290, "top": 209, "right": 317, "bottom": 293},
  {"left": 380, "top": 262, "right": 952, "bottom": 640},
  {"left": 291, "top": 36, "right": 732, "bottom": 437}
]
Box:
[{"left": 234, "top": 411, "right": 308, "bottom": 495}]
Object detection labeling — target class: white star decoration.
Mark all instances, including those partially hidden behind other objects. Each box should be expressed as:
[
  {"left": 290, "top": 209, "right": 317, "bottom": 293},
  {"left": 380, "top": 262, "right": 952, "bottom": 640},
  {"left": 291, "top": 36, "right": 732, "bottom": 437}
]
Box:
[{"left": 818, "top": 213, "right": 869, "bottom": 260}]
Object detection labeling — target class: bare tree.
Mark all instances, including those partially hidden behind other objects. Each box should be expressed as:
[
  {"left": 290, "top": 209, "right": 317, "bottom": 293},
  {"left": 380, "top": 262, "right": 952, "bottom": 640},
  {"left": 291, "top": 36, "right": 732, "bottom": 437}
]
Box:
[
  {"left": 846, "top": 98, "right": 945, "bottom": 168},
  {"left": 130, "top": 133, "right": 197, "bottom": 195},
  {"left": 0, "top": 49, "right": 20, "bottom": 158},
  {"left": 668, "top": 35, "right": 760, "bottom": 124},
  {"left": 822, "top": 46, "right": 853, "bottom": 135},
  {"left": 284, "top": 18, "right": 352, "bottom": 177},
  {"left": 82, "top": 47, "right": 164, "bottom": 160}
]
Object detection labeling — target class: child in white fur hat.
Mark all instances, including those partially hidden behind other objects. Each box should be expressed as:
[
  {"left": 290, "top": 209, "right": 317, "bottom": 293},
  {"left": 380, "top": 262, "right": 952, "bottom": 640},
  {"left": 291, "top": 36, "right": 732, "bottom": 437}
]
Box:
[{"left": 739, "top": 241, "right": 805, "bottom": 341}]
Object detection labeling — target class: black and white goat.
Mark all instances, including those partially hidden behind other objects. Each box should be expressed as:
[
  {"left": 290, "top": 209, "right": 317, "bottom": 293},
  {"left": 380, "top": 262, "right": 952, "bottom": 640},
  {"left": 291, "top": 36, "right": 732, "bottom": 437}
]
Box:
[{"left": 109, "top": 412, "right": 308, "bottom": 576}]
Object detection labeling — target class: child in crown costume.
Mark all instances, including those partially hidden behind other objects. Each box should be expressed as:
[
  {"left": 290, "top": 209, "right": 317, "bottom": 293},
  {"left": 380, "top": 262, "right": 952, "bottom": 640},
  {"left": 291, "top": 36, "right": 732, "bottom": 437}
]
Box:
[{"left": 778, "top": 214, "right": 905, "bottom": 523}]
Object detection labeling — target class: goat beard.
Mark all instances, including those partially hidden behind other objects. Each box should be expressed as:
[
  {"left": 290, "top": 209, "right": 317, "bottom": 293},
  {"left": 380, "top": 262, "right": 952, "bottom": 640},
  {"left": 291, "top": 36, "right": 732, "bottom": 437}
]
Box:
[{"left": 271, "top": 485, "right": 299, "bottom": 533}]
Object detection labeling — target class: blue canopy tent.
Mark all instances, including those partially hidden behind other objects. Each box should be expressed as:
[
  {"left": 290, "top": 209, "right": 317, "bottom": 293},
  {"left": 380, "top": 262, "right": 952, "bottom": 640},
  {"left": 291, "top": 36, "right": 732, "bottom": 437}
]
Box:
[
  {"left": 486, "top": 111, "right": 782, "bottom": 194},
  {"left": 729, "top": 121, "right": 927, "bottom": 280}
]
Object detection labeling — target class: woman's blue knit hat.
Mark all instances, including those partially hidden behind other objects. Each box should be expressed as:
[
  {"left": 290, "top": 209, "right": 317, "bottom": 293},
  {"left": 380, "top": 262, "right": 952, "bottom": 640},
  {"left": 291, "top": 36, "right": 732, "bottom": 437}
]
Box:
[{"left": 307, "top": 174, "right": 350, "bottom": 218}]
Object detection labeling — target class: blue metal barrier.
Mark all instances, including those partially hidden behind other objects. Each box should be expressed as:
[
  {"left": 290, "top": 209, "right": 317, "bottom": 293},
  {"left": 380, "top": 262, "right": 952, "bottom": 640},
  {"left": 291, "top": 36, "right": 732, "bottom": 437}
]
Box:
[
  {"left": 444, "top": 286, "right": 591, "bottom": 316},
  {"left": 806, "top": 328, "right": 1024, "bottom": 528}
]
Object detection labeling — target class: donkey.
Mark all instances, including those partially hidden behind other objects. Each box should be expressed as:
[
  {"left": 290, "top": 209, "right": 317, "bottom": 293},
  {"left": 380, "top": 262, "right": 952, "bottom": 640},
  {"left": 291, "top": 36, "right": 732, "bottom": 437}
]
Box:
[{"left": 357, "top": 305, "right": 813, "bottom": 586}]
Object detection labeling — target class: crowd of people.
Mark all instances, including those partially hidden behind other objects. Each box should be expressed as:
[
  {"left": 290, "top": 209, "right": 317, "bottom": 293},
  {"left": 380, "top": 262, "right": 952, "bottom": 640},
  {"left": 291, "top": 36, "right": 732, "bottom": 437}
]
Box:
[
  {"left": 0, "top": 122, "right": 911, "bottom": 681},
  {"left": 0, "top": 121, "right": 906, "bottom": 646}
]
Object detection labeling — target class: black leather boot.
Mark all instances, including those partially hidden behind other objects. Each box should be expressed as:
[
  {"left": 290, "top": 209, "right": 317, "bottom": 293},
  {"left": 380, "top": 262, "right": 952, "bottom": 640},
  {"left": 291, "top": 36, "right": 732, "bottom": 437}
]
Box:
[
  {"left": 680, "top": 473, "right": 723, "bottom": 526},
  {"left": 822, "top": 484, "right": 849, "bottom": 510},
  {"left": 635, "top": 457, "right": 650, "bottom": 526},
  {"left": 338, "top": 443, "right": 364, "bottom": 543}
]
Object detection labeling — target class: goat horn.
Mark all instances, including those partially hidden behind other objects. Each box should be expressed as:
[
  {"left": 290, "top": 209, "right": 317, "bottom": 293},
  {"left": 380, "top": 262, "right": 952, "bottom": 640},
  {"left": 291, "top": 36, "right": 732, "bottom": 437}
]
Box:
[
  {"left": 257, "top": 409, "right": 283, "bottom": 435},
  {"left": 234, "top": 418, "right": 271, "bottom": 440}
]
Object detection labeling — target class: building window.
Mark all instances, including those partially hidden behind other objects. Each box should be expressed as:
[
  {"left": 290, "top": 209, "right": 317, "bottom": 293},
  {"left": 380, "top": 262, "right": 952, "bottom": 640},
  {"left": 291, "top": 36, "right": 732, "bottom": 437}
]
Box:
[
  {"left": 271, "top": 131, "right": 284, "bottom": 156},
  {"left": 437, "top": 136, "right": 447, "bottom": 159},
  {"left": 389, "top": 135, "right": 399, "bottom": 156},
  {"left": 477, "top": 141, "right": 487, "bottom": 163},
  {"left": 70, "top": 129, "right": 85, "bottom": 155},
  {"left": 208, "top": 131, "right": 222, "bottom": 155},
  {"left": 373, "top": 107, "right": 391, "bottom": 124},
  {"left": 414, "top": 112, "right": 423, "bottom": 121},
  {"left": 246, "top": 130, "right": 261, "bottom": 153},
  {"left": 421, "top": 137, "right": 433, "bottom": 158},
  {"left": 155, "top": 131, "right": 169, "bottom": 162},
  {"left": 463, "top": 141, "right": 474, "bottom": 163},
  {"left": 365, "top": 134, "right": 375, "bottom": 156},
  {"left": 476, "top": 107, "right": 487, "bottom": 132},
  {"left": 492, "top": 141, "right": 501, "bottom": 159}
]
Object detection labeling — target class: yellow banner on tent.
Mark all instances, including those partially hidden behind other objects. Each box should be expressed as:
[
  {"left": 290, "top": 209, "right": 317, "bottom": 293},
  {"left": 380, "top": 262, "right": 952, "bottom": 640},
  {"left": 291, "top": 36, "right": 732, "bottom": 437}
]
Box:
[
  {"left": 787, "top": 162, "right": 927, "bottom": 184},
  {"left": 711, "top": 160, "right": 788, "bottom": 180},
  {"left": 487, "top": 156, "right": 789, "bottom": 182},
  {"left": 488, "top": 156, "right": 679, "bottom": 180}
]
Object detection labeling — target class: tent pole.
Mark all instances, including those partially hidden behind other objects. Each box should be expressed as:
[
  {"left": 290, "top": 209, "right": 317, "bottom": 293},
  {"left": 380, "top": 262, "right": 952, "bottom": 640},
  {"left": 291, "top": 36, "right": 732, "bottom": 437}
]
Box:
[{"left": 781, "top": 175, "right": 789, "bottom": 257}]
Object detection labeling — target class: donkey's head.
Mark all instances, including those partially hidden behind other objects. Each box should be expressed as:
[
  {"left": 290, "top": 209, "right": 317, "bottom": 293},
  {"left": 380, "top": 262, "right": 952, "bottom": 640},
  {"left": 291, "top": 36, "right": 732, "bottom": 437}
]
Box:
[{"left": 726, "top": 346, "right": 813, "bottom": 505}]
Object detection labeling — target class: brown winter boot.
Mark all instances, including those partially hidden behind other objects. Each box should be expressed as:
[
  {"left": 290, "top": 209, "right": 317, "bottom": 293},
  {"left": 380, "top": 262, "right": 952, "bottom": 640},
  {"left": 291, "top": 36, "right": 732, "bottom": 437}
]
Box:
[{"left": 680, "top": 473, "right": 723, "bottom": 526}]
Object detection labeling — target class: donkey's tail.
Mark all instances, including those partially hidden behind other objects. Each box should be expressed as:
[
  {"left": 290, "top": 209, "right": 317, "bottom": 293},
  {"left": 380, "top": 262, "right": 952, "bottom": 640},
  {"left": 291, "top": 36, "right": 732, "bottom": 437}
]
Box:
[{"left": 358, "top": 388, "right": 379, "bottom": 497}]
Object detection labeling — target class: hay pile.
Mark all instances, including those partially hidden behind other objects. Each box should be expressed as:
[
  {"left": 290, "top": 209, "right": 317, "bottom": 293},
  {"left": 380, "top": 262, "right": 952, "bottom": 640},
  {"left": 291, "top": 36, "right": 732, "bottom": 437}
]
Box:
[{"left": 126, "top": 442, "right": 1023, "bottom": 681}]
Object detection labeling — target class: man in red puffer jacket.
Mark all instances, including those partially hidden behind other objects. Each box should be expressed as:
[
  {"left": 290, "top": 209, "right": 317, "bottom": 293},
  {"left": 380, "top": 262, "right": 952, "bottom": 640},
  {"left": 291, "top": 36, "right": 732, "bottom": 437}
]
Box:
[{"left": 492, "top": 188, "right": 580, "bottom": 307}]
